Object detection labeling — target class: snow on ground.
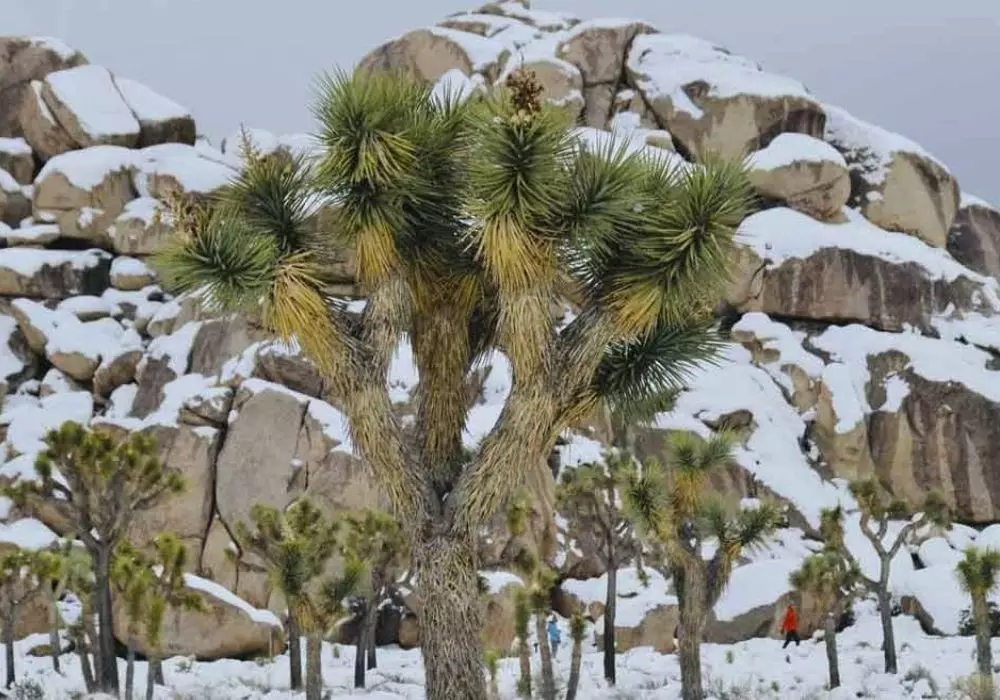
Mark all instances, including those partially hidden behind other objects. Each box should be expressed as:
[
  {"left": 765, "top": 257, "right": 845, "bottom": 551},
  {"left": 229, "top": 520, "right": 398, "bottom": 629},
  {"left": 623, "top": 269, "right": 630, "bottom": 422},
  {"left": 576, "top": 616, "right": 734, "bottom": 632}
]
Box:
[
  {"left": 653, "top": 344, "right": 842, "bottom": 527},
  {"left": 3, "top": 600, "right": 997, "bottom": 699}
]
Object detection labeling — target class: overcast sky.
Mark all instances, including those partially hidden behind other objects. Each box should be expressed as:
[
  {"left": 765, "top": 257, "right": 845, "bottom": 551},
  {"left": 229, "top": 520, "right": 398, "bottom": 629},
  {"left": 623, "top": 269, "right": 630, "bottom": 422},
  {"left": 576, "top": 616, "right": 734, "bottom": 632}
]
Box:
[{"left": 7, "top": 0, "right": 999, "bottom": 203}]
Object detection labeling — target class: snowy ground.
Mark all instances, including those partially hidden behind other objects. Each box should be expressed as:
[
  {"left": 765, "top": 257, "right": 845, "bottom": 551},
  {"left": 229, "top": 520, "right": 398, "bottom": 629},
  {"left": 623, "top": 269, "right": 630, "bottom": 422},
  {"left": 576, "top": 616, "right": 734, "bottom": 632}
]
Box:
[{"left": 8, "top": 602, "right": 995, "bottom": 699}]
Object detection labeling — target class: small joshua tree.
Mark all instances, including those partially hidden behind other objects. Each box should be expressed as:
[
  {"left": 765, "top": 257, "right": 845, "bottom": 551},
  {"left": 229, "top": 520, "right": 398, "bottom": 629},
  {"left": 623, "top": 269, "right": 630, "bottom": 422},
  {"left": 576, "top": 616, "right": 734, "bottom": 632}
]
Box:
[
  {"left": 30, "top": 541, "right": 88, "bottom": 673},
  {"left": 625, "top": 431, "right": 780, "bottom": 700},
  {"left": 4, "top": 421, "right": 184, "bottom": 694},
  {"left": 143, "top": 533, "right": 205, "bottom": 700},
  {"left": 236, "top": 499, "right": 340, "bottom": 700},
  {"left": 336, "top": 508, "right": 408, "bottom": 687},
  {"left": 789, "top": 508, "right": 862, "bottom": 689},
  {"left": 556, "top": 451, "right": 640, "bottom": 685},
  {"left": 956, "top": 547, "right": 1000, "bottom": 695},
  {"left": 0, "top": 550, "right": 40, "bottom": 688},
  {"left": 836, "top": 478, "right": 949, "bottom": 674},
  {"left": 564, "top": 611, "right": 587, "bottom": 700},
  {"left": 111, "top": 542, "right": 153, "bottom": 700},
  {"left": 60, "top": 546, "right": 99, "bottom": 693}
]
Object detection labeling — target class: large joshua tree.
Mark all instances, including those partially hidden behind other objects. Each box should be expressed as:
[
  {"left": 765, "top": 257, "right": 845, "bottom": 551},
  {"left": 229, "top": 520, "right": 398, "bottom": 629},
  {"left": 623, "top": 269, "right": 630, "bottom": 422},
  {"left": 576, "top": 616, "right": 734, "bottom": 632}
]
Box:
[
  {"left": 625, "top": 431, "right": 780, "bottom": 700},
  {"left": 956, "top": 547, "right": 1000, "bottom": 694},
  {"left": 157, "top": 66, "right": 752, "bottom": 700}
]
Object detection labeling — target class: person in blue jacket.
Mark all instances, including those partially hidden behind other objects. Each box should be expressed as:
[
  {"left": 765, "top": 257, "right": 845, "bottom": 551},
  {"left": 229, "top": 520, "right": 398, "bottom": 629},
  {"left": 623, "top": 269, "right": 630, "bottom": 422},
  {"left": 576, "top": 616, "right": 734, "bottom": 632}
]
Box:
[{"left": 547, "top": 616, "right": 562, "bottom": 657}]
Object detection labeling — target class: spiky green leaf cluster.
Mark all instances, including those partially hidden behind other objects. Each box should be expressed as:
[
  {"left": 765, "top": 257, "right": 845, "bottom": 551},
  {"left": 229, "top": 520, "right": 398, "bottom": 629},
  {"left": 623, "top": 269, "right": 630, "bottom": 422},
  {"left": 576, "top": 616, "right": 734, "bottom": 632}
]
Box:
[
  {"left": 156, "top": 66, "right": 755, "bottom": 537},
  {"left": 6, "top": 422, "right": 184, "bottom": 550},
  {"left": 957, "top": 547, "right": 1000, "bottom": 597}
]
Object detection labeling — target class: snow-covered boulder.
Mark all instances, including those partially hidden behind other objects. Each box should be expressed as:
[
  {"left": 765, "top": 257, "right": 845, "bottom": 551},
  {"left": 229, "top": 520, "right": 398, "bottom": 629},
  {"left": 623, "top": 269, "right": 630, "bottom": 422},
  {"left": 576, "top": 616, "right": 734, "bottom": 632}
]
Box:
[
  {"left": 110, "top": 255, "right": 155, "bottom": 291},
  {"left": 0, "top": 138, "right": 34, "bottom": 184},
  {"left": 40, "top": 65, "right": 141, "bottom": 148},
  {"left": 729, "top": 207, "right": 1000, "bottom": 334},
  {"left": 747, "top": 133, "right": 850, "bottom": 220},
  {"left": 0, "top": 168, "right": 31, "bottom": 226},
  {"left": 628, "top": 34, "right": 826, "bottom": 161},
  {"left": 33, "top": 145, "right": 138, "bottom": 243},
  {"left": 0, "top": 248, "right": 111, "bottom": 299},
  {"left": 557, "top": 18, "right": 657, "bottom": 86},
  {"left": 947, "top": 194, "right": 1000, "bottom": 282},
  {"left": 0, "top": 36, "right": 87, "bottom": 140},
  {"left": 133, "top": 142, "right": 235, "bottom": 201},
  {"left": 359, "top": 27, "right": 510, "bottom": 83},
  {"left": 108, "top": 196, "right": 173, "bottom": 256},
  {"left": 825, "top": 105, "right": 960, "bottom": 249},
  {"left": 114, "top": 75, "right": 196, "bottom": 147},
  {"left": 17, "top": 79, "right": 78, "bottom": 162},
  {"left": 113, "top": 573, "right": 284, "bottom": 660}
]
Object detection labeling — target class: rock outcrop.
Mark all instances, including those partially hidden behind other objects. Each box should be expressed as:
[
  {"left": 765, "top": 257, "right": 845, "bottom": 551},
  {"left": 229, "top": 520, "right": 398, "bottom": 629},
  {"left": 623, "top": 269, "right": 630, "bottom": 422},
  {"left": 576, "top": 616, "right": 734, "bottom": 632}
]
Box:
[{"left": 0, "top": 0, "right": 997, "bottom": 661}]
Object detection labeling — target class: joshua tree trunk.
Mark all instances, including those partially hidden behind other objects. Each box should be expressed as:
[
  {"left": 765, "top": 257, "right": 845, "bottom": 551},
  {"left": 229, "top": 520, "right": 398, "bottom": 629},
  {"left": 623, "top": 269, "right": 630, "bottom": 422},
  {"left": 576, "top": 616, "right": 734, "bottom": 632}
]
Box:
[
  {"left": 287, "top": 613, "right": 303, "bottom": 690},
  {"left": 125, "top": 643, "right": 135, "bottom": 700},
  {"left": 566, "top": 627, "right": 584, "bottom": 700},
  {"left": 305, "top": 631, "right": 323, "bottom": 700},
  {"left": 151, "top": 654, "right": 164, "bottom": 685},
  {"left": 70, "top": 621, "right": 96, "bottom": 693},
  {"left": 354, "top": 602, "right": 368, "bottom": 689},
  {"left": 535, "top": 612, "right": 556, "bottom": 700},
  {"left": 603, "top": 557, "right": 617, "bottom": 685},
  {"left": 3, "top": 599, "right": 14, "bottom": 688},
  {"left": 145, "top": 653, "right": 161, "bottom": 700},
  {"left": 366, "top": 599, "right": 378, "bottom": 670},
  {"left": 824, "top": 611, "right": 840, "bottom": 689},
  {"left": 414, "top": 535, "right": 488, "bottom": 700},
  {"left": 677, "top": 564, "right": 707, "bottom": 700},
  {"left": 517, "top": 627, "right": 531, "bottom": 698},
  {"left": 876, "top": 586, "right": 897, "bottom": 674},
  {"left": 971, "top": 593, "right": 994, "bottom": 690},
  {"left": 81, "top": 597, "right": 101, "bottom": 685},
  {"left": 45, "top": 590, "right": 60, "bottom": 672},
  {"left": 93, "top": 546, "right": 120, "bottom": 693}
]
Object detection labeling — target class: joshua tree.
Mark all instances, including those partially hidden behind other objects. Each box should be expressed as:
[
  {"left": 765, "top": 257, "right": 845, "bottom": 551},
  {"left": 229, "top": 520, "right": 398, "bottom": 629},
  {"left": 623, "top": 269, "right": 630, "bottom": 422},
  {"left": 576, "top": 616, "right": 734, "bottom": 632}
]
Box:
[
  {"left": 529, "top": 567, "right": 558, "bottom": 700},
  {"left": 514, "top": 588, "right": 532, "bottom": 698},
  {"left": 111, "top": 542, "right": 154, "bottom": 700},
  {"left": 789, "top": 508, "right": 862, "bottom": 690},
  {"left": 4, "top": 421, "right": 184, "bottom": 694},
  {"left": 61, "top": 546, "right": 99, "bottom": 693},
  {"left": 956, "top": 547, "right": 1000, "bottom": 694},
  {"left": 30, "top": 541, "right": 88, "bottom": 673},
  {"left": 837, "top": 478, "right": 949, "bottom": 674},
  {"left": 157, "top": 65, "right": 752, "bottom": 699},
  {"left": 556, "top": 451, "right": 640, "bottom": 685},
  {"left": 318, "top": 558, "right": 366, "bottom": 697},
  {"left": 143, "top": 533, "right": 205, "bottom": 700},
  {"left": 235, "top": 499, "right": 340, "bottom": 700},
  {"left": 336, "top": 508, "right": 408, "bottom": 687},
  {"left": 625, "top": 431, "right": 780, "bottom": 700},
  {"left": 564, "top": 611, "right": 587, "bottom": 700},
  {"left": 0, "top": 550, "right": 40, "bottom": 688}
]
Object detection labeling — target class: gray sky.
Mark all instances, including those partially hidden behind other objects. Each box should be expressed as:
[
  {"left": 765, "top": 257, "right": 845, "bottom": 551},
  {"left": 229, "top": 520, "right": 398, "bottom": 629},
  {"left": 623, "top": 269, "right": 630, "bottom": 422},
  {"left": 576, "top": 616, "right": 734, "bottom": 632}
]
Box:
[{"left": 7, "top": 0, "right": 1000, "bottom": 204}]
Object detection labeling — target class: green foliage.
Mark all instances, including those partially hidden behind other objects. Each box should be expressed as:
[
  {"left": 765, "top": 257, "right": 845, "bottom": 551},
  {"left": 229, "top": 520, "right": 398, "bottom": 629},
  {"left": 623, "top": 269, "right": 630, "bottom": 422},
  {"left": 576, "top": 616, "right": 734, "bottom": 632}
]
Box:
[
  {"left": 483, "top": 649, "right": 499, "bottom": 680},
  {"left": 957, "top": 548, "right": 1000, "bottom": 598},
  {"left": 5, "top": 422, "right": 184, "bottom": 550},
  {"left": 236, "top": 498, "right": 341, "bottom": 633},
  {"left": 790, "top": 550, "right": 861, "bottom": 612},
  {"left": 849, "top": 478, "right": 950, "bottom": 531},
  {"left": 557, "top": 451, "right": 640, "bottom": 570},
  {"left": 0, "top": 549, "right": 39, "bottom": 609},
  {"left": 514, "top": 589, "right": 530, "bottom": 640},
  {"left": 319, "top": 557, "right": 366, "bottom": 627},
  {"left": 335, "top": 509, "right": 408, "bottom": 591},
  {"left": 570, "top": 611, "right": 586, "bottom": 643}
]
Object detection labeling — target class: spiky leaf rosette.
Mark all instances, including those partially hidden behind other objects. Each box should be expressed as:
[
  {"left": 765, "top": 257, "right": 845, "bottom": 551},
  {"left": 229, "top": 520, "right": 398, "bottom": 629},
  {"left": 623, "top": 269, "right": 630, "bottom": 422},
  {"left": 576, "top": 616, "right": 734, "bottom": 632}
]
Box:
[{"left": 957, "top": 548, "right": 1000, "bottom": 598}]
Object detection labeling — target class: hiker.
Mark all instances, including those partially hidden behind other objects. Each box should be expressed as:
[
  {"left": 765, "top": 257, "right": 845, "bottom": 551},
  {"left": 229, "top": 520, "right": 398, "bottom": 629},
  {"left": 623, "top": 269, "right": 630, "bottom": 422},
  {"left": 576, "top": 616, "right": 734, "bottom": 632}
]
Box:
[
  {"left": 781, "top": 604, "right": 801, "bottom": 649},
  {"left": 547, "top": 616, "right": 561, "bottom": 656}
]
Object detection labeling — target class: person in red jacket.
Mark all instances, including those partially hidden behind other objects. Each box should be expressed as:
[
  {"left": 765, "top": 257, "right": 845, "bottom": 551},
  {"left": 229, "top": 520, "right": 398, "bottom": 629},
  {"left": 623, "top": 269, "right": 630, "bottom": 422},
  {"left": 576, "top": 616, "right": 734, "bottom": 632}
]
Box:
[{"left": 781, "top": 604, "right": 800, "bottom": 648}]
